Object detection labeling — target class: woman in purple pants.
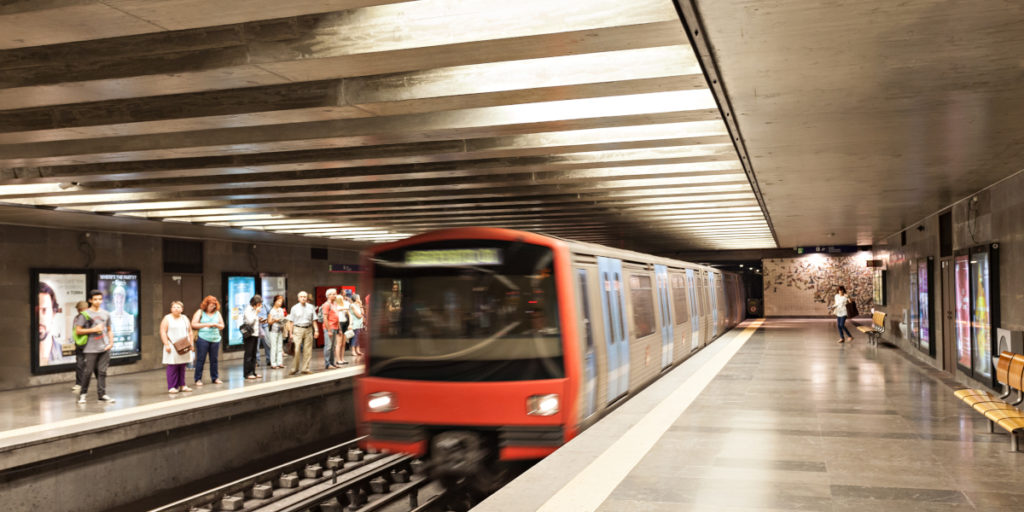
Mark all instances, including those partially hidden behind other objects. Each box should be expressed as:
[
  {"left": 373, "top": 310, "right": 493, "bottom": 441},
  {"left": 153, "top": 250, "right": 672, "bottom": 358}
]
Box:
[{"left": 161, "top": 301, "right": 195, "bottom": 394}]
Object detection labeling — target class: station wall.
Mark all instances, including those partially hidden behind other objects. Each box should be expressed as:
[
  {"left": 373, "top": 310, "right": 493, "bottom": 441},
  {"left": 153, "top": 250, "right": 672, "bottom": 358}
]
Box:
[
  {"left": 0, "top": 224, "right": 361, "bottom": 391},
  {"left": 762, "top": 253, "right": 874, "bottom": 317},
  {"left": 873, "top": 169, "right": 1024, "bottom": 389}
]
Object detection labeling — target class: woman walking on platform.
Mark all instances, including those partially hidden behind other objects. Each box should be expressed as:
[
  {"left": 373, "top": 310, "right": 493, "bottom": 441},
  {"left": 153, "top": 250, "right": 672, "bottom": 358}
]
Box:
[
  {"left": 192, "top": 296, "right": 225, "bottom": 386},
  {"left": 161, "top": 301, "right": 195, "bottom": 394},
  {"left": 830, "top": 285, "right": 855, "bottom": 343}
]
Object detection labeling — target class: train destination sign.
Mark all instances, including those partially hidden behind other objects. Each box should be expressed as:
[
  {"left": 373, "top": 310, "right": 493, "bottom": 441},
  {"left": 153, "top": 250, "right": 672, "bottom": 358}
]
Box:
[{"left": 405, "top": 248, "right": 503, "bottom": 266}]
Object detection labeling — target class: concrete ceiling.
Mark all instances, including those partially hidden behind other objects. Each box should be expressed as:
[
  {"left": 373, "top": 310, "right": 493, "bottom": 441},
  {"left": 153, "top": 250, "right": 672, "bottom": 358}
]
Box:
[
  {"left": 693, "top": 0, "right": 1024, "bottom": 247},
  {"left": 0, "top": 0, "right": 776, "bottom": 252}
]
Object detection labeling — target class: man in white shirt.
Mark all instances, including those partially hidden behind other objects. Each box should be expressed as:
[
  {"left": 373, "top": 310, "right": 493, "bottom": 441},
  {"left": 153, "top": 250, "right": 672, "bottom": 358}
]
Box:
[{"left": 287, "top": 291, "right": 319, "bottom": 374}]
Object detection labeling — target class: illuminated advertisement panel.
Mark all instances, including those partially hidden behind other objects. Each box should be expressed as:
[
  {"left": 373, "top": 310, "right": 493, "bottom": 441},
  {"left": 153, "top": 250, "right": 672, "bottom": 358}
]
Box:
[
  {"left": 908, "top": 265, "right": 920, "bottom": 347},
  {"left": 33, "top": 271, "right": 88, "bottom": 372},
  {"left": 954, "top": 255, "right": 972, "bottom": 368},
  {"left": 872, "top": 269, "right": 886, "bottom": 306},
  {"left": 971, "top": 252, "right": 992, "bottom": 379},
  {"left": 226, "top": 275, "right": 257, "bottom": 348},
  {"left": 918, "top": 261, "right": 931, "bottom": 355},
  {"left": 97, "top": 271, "right": 142, "bottom": 359}
]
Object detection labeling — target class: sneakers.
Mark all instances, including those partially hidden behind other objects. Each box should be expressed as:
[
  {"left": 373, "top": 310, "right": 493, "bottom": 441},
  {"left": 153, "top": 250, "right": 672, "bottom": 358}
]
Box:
[
  {"left": 71, "top": 384, "right": 81, "bottom": 392},
  {"left": 99, "top": 395, "right": 116, "bottom": 403},
  {"left": 77, "top": 394, "right": 87, "bottom": 404}
]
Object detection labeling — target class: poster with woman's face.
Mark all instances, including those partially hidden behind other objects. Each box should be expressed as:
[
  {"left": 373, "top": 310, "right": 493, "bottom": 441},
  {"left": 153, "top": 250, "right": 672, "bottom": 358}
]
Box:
[
  {"left": 972, "top": 253, "right": 992, "bottom": 379},
  {"left": 918, "top": 261, "right": 930, "bottom": 352},
  {"left": 35, "top": 272, "right": 87, "bottom": 370},
  {"left": 98, "top": 271, "right": 141, "bottom": 358}
]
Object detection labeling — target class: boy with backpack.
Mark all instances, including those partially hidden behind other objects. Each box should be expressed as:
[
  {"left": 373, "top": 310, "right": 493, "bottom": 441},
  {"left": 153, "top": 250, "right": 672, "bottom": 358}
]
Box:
[{"left": 71, "top": 301, "right": 90, "bottom": 393}]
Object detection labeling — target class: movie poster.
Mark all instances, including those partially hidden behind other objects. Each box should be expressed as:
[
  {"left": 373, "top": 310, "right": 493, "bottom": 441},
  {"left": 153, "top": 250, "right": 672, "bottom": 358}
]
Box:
[
  {"left": 97, "top": 271, "right": 141, "bottom": 359},
  {"left": 955, "top": 255, "right": 971, "bottom": 368},
  {"left": 35, "top": 271, "right": 88, "bottom": 369},
  {"left": 918, "top": 261, "right": 930, "bottom": 353},
  {"left": 972, "top": 253, "right": 992, "bottom": 379},
  {"left": 872, "top": 269, "right": 885, "bottom": 306},
  {"left": 909, "top": 265, "right": 920, "bottom": 347},
  {"left": 261, "top": 274, "right": 287, "bottom": 308},
  {"left": 227, "top": 275, "right": 257, "bottom": 347}
]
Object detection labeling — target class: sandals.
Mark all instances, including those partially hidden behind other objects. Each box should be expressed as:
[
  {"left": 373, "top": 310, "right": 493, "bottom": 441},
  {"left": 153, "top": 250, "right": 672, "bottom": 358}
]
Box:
[
  {"left": 168, "top": 388, "right": 180, "bottom": 394},
  {"left": 180, "top": 386, "right": 193, "bottom": 392},
  {"left": 213, "top": 379, "right": 224, "bottom": 384},
  {"left": 194, "top": 381, "right": 204, "bottom": 386}
]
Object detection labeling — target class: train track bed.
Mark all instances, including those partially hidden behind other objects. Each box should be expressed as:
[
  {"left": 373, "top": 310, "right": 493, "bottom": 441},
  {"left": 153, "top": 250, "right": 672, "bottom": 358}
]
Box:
[{"left": 150, "top": 437, "right": 449, "bottom": 512}]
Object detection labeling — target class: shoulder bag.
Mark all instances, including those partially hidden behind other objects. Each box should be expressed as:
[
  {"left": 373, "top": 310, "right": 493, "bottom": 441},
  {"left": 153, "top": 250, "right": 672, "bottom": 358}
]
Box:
[{"left": 172, "top": 336, "right": 192, "bottom": 354}]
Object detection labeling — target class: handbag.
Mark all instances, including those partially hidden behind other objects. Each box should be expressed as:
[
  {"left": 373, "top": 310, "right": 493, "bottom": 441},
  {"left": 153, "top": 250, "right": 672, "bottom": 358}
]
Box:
[
  {"left": 344, "top": 329, "right": 355, "bottom": 340},
  {"left": 845, "top": 300, "right": 859, "bottom": 318},
  {"left": 239, "top": 322, "right": 254, "bottom": 337},
  {"left": 284, "top": 338, "right": 296, "bottom": 356},
  {"left": 172, "top": 336, "right": 192, "bottom": 355}
]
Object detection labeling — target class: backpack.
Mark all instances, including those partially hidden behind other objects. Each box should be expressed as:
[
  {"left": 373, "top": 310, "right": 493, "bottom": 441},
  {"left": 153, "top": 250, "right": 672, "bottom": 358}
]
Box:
[
  {"left": 73, "top": 311, "right": 92, "bottom": 346},
  {"left": 845, "top": 299, "right": 859, "bottom": 318}
]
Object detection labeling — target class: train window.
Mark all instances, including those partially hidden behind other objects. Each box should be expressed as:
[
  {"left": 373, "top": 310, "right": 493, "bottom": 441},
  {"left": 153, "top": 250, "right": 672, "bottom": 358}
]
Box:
[
  {"left": 368, "top": 240, "right": 563, "bottom": 382},
  {"left": 629, "top": 274, "right": 656, "bottom": 338},
  {"left": 670, "top": 273, "right": 689, "bottom": 325}
]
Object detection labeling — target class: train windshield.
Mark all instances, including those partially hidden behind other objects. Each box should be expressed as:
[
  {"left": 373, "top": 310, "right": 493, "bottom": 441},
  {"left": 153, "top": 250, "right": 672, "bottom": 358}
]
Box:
[{"left": 368, "top": 240, "right": 563, "bottom": 382}]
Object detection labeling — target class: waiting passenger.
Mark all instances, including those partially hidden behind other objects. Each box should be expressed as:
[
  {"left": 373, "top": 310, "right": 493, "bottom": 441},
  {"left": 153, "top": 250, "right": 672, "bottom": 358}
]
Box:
[
  {"left": 75, "top": 289, "right": 116, "bottom": 404},
  {"left": 334, "top": 293, "right": 352, "bottom": 366},
  {"left": 71, "top": 300, "right": 90, "bottom": 393},
  {"left": 267, "top": 295, "right": 287, "bottom": 369},
  {"left": 160, "top": 301, "right": 194, "bottom": 394},
  {"left": 242, "top": 295, "right": 263, "bottom": 380},
  {"left": 320, "top": 288, "right": 340, "bottom": 369},
  {"left": 191, "top": 295, "right": 225, "bottom": 386},
  {"left": 349, "top": 293, "right": 365, "bottom": 365},
  {"left": 287, "top": 291, "right": 318, "bottom": 375}
]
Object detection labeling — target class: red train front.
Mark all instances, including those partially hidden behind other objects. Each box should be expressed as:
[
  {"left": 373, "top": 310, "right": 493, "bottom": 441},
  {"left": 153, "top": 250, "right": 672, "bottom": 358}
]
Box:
[{"left": 356, "top": 228, "right": 581, "bottom": 485}]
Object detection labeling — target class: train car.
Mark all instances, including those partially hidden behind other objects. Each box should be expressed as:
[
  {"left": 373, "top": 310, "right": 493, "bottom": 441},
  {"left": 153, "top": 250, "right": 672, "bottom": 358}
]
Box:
[{"left": 355, "top": 227, "right": 746, "bottom": 486}]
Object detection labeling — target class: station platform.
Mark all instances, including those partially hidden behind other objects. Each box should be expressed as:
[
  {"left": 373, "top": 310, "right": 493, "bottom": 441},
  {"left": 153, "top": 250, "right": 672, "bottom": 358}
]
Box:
[
  {"left": 477, "top": 318, "right": 1024, "bottom": 512},
  {"left": 1, "top": 354, "right": 362, "bottom": 512}
]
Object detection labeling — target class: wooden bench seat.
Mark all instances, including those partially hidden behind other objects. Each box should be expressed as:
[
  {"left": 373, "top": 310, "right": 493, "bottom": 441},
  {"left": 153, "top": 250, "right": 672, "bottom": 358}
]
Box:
[
  {"left": 954, "top": 352, "right": 1024, "bottom": 451},
  {"left": 855, "top": 311, "right": 886, "bottom": 345}
]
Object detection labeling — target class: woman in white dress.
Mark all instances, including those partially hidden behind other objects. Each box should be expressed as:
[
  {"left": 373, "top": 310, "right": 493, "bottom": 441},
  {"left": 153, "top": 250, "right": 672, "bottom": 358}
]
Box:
[{"left": 160, "top": 301, "right": 195, "bottom": 393}]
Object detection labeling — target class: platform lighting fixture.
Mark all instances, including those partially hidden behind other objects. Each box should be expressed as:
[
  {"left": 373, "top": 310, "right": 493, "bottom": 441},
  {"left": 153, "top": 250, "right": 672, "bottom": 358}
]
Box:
[
  {"left": 0, "top": 183, "right": 70, "bottom": 196},
  {"left": 275, "top": 227, "right": 384, "bottom": 234},
  {"left": 230, "top": 219, "right": 327, "bottom": 227}
]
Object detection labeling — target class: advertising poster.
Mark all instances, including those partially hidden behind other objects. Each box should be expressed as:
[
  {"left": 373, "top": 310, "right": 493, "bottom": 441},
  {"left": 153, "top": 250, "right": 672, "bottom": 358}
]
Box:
[
  {"left": 97, "top": 271, "right": 141, "bottom": 359},
  {"left": 908, "top": 266, "right": 919, "bottom": 346},
  {"left": 35, "top": 271, "right": 88, "bottom": 370},
  {"left": 227, "top": 275, "right": 257, "bottom": 347},
  {"left": 261, "top": 274, "right": 287, "bottom": 307},
  {"left": 872, "top": 269, "right": 885, "bottom": 306},
  {"left": 918, "top": 261, "right": 930, "bottom": 353},
  {"left": 972, "top": 253, "right": 992, "bottom": 379},
  {"left": 955, "top": 256, "right": 971, "bottom": 368}
]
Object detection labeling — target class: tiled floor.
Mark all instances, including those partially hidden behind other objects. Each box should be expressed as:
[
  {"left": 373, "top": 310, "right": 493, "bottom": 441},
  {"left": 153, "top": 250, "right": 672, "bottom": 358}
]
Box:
[
  {"left": 599, "top": 318, "right": 1024, "bottom": 511},
  {"left": 0, "top": 348, "right": 359, "bottom": 432}
]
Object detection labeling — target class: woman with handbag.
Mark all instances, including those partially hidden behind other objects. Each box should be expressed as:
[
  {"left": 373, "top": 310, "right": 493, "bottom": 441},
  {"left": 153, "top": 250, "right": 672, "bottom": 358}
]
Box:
[
  {"left": 349, "top": 293, "right": 365, "bottom": 365},
  {"left": 160, "top": 301, "right": 195, "bottom": 394},
  {"left": 333, "top": 293, "right": 351, "bottom": 366},
  {"left": 243, "top": 295, "right": 263, "bottom": 380},
  {"left": 829, "top": 285, "right": 856, "bottom": 344}
]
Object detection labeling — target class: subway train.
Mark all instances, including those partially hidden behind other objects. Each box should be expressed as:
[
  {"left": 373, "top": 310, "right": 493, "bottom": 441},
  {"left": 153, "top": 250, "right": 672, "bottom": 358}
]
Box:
[{"left": 355, "top": 227, "right": 745, "bottom": 487}]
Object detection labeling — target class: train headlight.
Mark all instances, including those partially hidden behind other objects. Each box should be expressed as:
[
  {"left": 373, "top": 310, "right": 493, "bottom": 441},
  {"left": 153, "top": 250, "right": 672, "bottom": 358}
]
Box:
[
  {"left": 368, "top": 392, "right": 397, "bottom": 413},
  {"left": 526, "top": 394, "right": 560, "bottom": 416}
]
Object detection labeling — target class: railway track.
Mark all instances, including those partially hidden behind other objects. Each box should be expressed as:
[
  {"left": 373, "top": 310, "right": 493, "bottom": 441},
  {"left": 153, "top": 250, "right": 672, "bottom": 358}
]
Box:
[{"left": 149, "top": 437, "right": 449, "bottom": 512}]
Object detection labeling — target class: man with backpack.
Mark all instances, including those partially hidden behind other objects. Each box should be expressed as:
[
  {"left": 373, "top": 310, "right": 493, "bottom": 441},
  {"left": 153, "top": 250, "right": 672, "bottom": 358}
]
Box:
[{"left": 71, "top": 301, "right": 90, "bottom": 393}]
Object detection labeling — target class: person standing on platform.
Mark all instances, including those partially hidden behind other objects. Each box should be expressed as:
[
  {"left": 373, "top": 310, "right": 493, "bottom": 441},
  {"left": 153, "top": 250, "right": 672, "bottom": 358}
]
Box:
[
  {"left": 334, "top": 293, "right": 351, "bottom": 365},
  {"left": 256, "top": 300, "right": 271, "bottom": 370},
  {"left": 320, "top": 288, "right": 340, "bottom": 369},
  {"left": 267, "top": 295, "right": 287, "bottom": 369},
  {"left": 191, "top": 296, "right": 225, "bottom": 386},
  {"left": 349, "top": 293, "right": 365, "bottom": 365},
  {"left": 71, "top": 300, "right": 90, "bottom": 393},
  {"left": 287, "top": 291, "right": 318, "bottom": 375},
  {"left": 243, "top": 295, "right": 262, "bottom": 380},
  {"left": 160, "top": 301, "right": 195, "bottom": 394},
  {"left": 75, "top": 289, "right": 116, "bottom": 404},
  {"left": 830, "top": 285, "right": 855, "bottom": 344}
]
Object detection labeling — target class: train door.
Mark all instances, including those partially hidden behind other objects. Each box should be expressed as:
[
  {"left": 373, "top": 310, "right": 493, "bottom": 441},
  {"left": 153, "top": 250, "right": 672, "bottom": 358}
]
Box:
[
  {"left": 597, "top": 257, "right": 629, "bottom": 401},
  {"left": 654, "top": 265, "right": 673, "bottom": 369},
  {"left": 576, "top": 268, "right": 597, "bottom": 419},
  {"left": 686, "top": 269, "right": 700, "bottom": 351},
  {"left": 708, "top": 272, "right": 719, "bottom": 339}
]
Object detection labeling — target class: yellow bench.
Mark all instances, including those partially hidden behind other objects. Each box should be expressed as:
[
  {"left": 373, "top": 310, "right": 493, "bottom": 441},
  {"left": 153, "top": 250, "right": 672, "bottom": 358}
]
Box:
[
  {"left": 954, "top": 352, "right": 1024, "bottom": 451},
  {"left": 855, "top": 311, "right": 886, "bottom": 345}
]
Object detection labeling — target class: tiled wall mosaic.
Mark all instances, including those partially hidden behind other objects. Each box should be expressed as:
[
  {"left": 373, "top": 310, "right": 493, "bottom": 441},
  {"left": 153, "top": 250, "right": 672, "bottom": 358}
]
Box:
[{"left": 763, "top": 254, "right": 874, "bottom": 317}]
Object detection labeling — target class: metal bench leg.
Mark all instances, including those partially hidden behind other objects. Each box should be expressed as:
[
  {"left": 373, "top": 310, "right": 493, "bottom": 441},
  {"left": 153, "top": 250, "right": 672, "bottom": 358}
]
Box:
[
  {"left": 1011, "top": 431, "right": 1020, "bottom": 452},
  {"left": 989, "top": 420, "right": 996, "bottom": 434}
]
